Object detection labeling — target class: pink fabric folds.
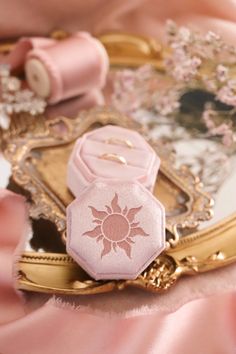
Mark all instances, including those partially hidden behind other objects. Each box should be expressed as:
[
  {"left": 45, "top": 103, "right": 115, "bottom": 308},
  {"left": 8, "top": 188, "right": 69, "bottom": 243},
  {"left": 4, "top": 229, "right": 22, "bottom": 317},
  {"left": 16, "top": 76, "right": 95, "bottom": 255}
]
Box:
[
  {"left": 1, "top": 0, "right": 236, "bottom": 44},
  {"left": 0, "top": 189, "right": 27, "bottom": 254},
  {"left": 0, "top": 293, "right": 236, "bottom": 354},
  {"left": 0, "top": 189, "right": 27, "bottom": 325},
  {"left": 0, "top": 187, "right": 236, "bottom": 353}
]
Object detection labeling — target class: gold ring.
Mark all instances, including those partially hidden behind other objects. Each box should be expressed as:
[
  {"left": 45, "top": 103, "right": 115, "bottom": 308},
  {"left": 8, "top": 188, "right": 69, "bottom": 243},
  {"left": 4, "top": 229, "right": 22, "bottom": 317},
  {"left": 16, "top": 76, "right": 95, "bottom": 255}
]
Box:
[
  {"left": 105, "top": 137, "right": 133, "bottom": 148},
  {"left": 100, "top": 153, "right": 127, "bottom": 164}
]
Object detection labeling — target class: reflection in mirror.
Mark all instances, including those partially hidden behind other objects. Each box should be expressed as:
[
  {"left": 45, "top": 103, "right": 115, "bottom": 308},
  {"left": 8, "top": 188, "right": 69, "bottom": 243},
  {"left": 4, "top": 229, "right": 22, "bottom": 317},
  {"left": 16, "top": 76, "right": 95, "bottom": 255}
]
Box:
[{"left": 108, "top": 76, "right": 236, "bottom": 226}]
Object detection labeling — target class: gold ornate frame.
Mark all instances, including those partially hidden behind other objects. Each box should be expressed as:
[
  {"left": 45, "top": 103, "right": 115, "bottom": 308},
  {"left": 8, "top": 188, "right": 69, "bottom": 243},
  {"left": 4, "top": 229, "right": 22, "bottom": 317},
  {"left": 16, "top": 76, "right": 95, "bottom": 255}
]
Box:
[
  {"left": 1, "top": 33, "right": 236, "bottom": 294},
  {"left": 2, "top": 108, "right": 213, "bottom": 236},
  {"left": 18, "top": 212, "right": 236, "bottom": 294}
]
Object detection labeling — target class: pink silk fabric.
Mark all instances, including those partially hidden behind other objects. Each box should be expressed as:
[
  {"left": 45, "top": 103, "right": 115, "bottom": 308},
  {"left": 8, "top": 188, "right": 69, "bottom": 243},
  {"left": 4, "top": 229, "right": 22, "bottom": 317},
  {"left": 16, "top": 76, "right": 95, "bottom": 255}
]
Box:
[
  {"left": 1, "top": 0, "right": 236, "bottom": 44},
  {"left": 1, "top": 0, "right": 236, "bottom": 352},
  {"left": 0, "top": 34, "right": 108, "bottom": 104}
]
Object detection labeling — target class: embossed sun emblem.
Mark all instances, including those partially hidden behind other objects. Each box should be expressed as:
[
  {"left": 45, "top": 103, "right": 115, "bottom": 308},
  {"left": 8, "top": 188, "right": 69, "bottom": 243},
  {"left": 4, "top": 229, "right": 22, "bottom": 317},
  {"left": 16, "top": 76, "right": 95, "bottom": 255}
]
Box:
[{"left": 83, "top": 193, "right": 149, "bottom": 258}]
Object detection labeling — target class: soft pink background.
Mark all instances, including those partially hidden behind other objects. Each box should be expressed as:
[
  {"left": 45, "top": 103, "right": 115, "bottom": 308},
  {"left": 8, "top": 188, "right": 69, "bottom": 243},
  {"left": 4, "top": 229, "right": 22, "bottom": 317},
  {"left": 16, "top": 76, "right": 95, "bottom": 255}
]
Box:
[
  {"left": 1, "top": 1, "right": 236, "bottom": 353},
  {"left": 1, "top": 0, "right": 236, "bottom": 44}
]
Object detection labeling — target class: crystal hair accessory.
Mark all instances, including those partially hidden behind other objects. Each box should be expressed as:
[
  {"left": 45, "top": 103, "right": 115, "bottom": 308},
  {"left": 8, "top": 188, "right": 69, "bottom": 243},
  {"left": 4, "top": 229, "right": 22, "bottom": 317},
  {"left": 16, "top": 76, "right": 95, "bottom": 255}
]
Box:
[
  {"left": 67, "top": 125, "right": 160, "bottom": 197},
  {"left": 67, "top": 180, "right": 165, "bottom": 280},
  {"left": 0, "top": 32, "right": 109, "bottom": 105},
  {"left": 0, "top": 64, "right": 46, "bottom": 130}
]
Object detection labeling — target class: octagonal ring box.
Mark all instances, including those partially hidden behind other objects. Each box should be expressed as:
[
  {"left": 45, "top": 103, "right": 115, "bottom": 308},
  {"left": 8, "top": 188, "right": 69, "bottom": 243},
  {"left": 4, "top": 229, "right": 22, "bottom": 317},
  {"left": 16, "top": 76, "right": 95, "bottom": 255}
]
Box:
[
  {"left": 67, "top": 125, "right": 160, "bottom": 197},
  {"left": 67, "top": 180, "right": 165, "bottom": 280}
]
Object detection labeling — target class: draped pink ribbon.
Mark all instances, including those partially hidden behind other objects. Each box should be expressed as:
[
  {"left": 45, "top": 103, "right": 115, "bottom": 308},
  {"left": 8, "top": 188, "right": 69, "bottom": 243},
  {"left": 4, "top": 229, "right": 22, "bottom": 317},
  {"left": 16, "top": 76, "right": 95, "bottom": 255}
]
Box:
[
  {"left": 0, "top": 33, "right": 108, "bottom": 104},
  {"left": 0, "top": 37, "right": 57, "bottom": 72}
]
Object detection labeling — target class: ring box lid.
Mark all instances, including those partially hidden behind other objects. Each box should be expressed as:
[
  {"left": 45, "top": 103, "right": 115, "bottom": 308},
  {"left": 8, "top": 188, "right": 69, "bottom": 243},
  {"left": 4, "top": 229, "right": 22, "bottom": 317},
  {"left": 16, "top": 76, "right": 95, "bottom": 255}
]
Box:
[{"left": 67, "top": 180, "right": 165, "bottom": 280}]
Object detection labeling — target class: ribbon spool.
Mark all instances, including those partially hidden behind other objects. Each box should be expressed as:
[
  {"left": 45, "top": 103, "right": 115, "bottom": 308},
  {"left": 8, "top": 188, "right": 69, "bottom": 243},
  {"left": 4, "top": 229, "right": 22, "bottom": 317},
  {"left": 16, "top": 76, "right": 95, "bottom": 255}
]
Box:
[{"left": 25, "top": 32, "right": 109, "bottom": 104}]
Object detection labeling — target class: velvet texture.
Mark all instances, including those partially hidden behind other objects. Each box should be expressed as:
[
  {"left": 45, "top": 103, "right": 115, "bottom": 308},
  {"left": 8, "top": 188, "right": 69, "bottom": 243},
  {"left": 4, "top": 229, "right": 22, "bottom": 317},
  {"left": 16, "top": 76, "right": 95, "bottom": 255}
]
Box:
[{"left": 1, "top": 1, "right": 236, "bottom": 352}]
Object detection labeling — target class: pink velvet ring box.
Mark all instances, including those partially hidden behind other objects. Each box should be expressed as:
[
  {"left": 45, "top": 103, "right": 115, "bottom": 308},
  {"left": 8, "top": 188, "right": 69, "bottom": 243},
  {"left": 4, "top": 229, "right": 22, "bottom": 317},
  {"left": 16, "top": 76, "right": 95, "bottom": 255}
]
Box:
[
  {"left": 67, "top": 180, "right": 165, "bottom": 280},
  {"left": 67, "top": 125, "right": 160, "bottom": 197}
]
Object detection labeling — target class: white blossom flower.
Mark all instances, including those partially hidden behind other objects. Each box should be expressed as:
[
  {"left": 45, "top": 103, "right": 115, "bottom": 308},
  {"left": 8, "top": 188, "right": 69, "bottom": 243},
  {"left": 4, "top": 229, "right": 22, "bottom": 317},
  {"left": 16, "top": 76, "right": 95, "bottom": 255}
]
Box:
[
  {"left": 0, "top": 66, "right": 46, "bottom": 129},
  {"left": 0, "top": 110, "right": 10, "bottom": 130},
  {"left": 216, "top": 64, "right": 229, "bottom": 83},
  {"left": 205, "top": 31, "right": 221, "bottom": 44},
  {"left": 217, "top": 84, "right": 236, "bottom": 107}
]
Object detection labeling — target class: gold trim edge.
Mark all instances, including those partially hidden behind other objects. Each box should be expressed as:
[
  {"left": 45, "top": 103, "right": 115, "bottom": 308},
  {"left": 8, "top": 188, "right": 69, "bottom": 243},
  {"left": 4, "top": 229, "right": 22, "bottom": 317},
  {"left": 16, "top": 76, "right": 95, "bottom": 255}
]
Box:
[
  {"left": 18, "top": 212, "right": 236, "bottom": 294},
  {"left": 2, "top": 31, "right": 235, "bottom": 294}
]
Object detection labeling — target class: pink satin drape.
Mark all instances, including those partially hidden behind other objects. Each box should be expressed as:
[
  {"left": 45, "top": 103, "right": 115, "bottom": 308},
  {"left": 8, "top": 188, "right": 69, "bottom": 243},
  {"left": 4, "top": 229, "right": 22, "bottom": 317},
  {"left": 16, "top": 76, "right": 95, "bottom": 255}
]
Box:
[
  {"left": 1, "top": 1, "right": 236, "bottom": 353},
  {"left": 0, "top": 293, "right": 236, "bottom": 354},
  {"left": 1, "top": 0, "right": 236, "bottom": 44}
]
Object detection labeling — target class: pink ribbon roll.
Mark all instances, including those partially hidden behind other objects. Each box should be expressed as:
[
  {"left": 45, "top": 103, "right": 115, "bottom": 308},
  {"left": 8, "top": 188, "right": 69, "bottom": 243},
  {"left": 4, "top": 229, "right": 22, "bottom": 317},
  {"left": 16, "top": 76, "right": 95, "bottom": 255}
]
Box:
[{"left": 0, "top": 33, "right": 109, "bottom": 104}]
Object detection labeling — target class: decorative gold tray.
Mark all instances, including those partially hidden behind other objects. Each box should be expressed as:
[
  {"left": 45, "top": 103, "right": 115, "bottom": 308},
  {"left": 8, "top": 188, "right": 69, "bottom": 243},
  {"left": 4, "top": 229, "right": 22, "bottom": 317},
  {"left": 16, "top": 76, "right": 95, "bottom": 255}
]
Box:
[
  {"left": 1, "top": 33, "right": 236, "bottom": 295},
  {"left": 2, "top": 106, "right": 231, "bottom": 295}
]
